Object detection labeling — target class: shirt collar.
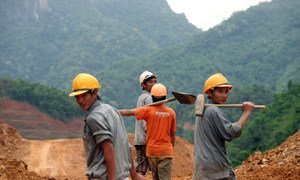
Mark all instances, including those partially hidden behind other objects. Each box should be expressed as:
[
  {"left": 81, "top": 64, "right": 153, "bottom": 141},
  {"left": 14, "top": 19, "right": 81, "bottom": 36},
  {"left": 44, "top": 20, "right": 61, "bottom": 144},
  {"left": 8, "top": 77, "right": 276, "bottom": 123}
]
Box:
[
  {"left": 142, "top": 90, "right": 151, "bottom": 94},
  {"left": 88, "top": 99, "right": 101, "bottom": 113}
]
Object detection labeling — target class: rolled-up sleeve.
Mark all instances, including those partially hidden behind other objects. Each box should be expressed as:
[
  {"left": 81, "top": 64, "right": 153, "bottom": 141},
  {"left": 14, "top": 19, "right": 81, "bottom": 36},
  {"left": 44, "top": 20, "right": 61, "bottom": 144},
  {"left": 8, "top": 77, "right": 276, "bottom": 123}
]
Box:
[
  {"left": 228, "top": 122, "right": 242, "bottom": 138},
  {"left": 210, "top": 107, "right": 242, "bottom": 141},
  {"left": 135, "top": 107, "right": 149, "bottom": 121},
  {"left": 86, "top": 117, "right": 113, "bottom": 145}
]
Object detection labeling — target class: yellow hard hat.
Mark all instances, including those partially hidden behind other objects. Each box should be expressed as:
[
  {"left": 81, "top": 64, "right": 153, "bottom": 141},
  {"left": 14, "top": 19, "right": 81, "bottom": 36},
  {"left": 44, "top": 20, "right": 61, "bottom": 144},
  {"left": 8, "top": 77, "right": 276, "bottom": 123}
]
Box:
[
  {"left": 204, "top": 73, "right": 233, "bottom": 94},
  {"left": 69, "top": 73, "right": 101, "bottom": 96},
  {"left": 151, "top": 83, "right": 167, "bottom": 97}
]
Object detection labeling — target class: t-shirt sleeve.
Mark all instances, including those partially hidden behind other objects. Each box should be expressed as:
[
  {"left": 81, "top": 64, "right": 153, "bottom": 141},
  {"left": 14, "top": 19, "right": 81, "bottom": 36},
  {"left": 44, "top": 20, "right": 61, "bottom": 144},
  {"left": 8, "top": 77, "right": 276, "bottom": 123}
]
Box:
[
  {"left": 210, "top": 107, "right": 242, "bottom": 141},
  {"left": 143, "top": 95, "right": 153, "bottom": 105},
  {"left": 86, "top": 116, "right": 113, "bottom": 145},
  {"left": 135, "top": 107, "right": 149, "bottom": 121},
  {"left": 137, "top": 94, "right": 152, "bottom": 107},
  {"left": 171, "top": 110, "right": 176, "bottom": 133}
]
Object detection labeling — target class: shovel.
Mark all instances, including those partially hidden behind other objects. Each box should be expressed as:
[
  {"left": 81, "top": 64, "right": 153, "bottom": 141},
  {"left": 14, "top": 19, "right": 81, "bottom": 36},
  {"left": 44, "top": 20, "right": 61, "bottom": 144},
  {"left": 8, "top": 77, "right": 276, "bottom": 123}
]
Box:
[
  {"left": 195, "top": 94, "right": 266, "bottom": 116},
  {"left": 147, "top": 91, "right": 197, "bottom": 106}
]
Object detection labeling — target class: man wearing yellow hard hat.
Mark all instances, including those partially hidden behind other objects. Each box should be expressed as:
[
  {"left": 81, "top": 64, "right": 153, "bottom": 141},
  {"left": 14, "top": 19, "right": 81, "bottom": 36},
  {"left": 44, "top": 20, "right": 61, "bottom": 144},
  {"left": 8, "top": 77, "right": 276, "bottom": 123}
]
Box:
[
  {"left": 119, "top": 83, "right": 176, "bottom": 180},
  {"left": 193, "top": 73, "right": 255, "bottom": 180},
  {"left": 69, "top": 73, "right": 142, "bottom": 180}
]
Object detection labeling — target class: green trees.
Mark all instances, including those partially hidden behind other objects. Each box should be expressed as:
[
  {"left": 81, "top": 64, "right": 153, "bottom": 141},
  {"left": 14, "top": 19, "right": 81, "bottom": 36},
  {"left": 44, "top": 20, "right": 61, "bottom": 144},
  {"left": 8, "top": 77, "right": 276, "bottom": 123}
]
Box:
[
  {"left": 0, "top": 0, "right": 198, "bottom": 89},
  {"left": 0, "top": 78, "right": 82, "bottom": 122},
  {"left": 227, "top": 82, "right": 300, "bottom": 167}
]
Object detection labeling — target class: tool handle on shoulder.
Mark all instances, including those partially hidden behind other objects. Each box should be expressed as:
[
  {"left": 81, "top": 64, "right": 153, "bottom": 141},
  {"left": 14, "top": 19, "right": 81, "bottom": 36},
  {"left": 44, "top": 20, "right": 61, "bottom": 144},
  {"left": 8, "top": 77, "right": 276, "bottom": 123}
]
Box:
[
  {"left": 205, "top": 104, "right": 266, "bottom": 109},
  {"left": 147, "top": 97, "right": 176, "bottom": 106}
]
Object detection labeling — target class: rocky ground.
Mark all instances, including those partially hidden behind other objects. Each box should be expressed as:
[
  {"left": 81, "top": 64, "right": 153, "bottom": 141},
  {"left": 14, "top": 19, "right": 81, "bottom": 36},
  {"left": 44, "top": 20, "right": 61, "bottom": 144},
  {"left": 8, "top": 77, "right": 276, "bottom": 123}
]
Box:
[
  {"left": 0, "top": 123, "right": 299, "bottom": 180},
  {"left": 235, "top": 130, "right": 300, "bottom": 180}
]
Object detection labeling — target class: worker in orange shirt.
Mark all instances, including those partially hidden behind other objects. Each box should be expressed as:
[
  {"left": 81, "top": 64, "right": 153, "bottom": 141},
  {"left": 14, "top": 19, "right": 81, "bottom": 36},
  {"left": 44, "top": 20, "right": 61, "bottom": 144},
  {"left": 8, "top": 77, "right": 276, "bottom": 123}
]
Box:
[{"left": 119, "top": 83, "right": 176, "bottom": 180}]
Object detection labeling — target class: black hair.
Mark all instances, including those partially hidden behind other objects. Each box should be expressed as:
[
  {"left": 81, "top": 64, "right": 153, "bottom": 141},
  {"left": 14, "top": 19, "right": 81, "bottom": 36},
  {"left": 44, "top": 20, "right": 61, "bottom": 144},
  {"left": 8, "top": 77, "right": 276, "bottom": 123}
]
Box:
[
  {"left": 142, "top": 75, "right": 157, "bottom": 90},
  {"left": 152, "top": 96, "right": 166, "bottom": 103},
  {"left": 143, "top": 75, "right": 156, "bottom": 84},
  {"left": 88, "top": 89, "right": 101, "bottom": 100}
]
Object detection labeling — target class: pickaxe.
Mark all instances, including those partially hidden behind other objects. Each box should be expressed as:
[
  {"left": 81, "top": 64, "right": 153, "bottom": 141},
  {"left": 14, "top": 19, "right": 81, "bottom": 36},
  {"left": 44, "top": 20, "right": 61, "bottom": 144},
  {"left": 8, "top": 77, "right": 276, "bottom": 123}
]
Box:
[{"left": 195, "top": 94, "right": 266, "bottom": 116}]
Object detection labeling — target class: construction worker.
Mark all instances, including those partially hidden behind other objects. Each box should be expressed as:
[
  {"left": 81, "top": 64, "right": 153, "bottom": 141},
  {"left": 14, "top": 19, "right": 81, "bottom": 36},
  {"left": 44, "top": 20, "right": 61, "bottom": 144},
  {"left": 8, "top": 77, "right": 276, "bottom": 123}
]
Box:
[
  {"left": 119, "top": 83, "right": 176, "bottom": 180},
  {"left": 134, "top": 71, "right": 157, "bottom": 176},
  {"left": 193, "top": 73, "right": 254, "bottom": 180},
  {"left": 69, "top": 73, "right": 142, "bottom": 180}
]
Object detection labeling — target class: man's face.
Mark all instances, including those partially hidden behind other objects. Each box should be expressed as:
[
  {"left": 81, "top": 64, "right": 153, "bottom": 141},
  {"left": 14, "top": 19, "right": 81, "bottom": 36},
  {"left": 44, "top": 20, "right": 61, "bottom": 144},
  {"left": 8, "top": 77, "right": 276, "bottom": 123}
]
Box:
[
  {"left": 209, "top": 87, "right": 230, "bottom": 104},
  {"left": 75, "top": 90, "right": 98, "bottom": 111},
  {"left": 142, "top": 77, "right": 157, "bottom": 92}
]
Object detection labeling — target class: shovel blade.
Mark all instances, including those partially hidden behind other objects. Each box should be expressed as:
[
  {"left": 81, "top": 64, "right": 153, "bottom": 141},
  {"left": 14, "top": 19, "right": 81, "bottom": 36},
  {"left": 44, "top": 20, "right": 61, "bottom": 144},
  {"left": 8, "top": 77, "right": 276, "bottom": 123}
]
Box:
[{"left": 171, "top": 91, "right": 197, "bottom": 105}]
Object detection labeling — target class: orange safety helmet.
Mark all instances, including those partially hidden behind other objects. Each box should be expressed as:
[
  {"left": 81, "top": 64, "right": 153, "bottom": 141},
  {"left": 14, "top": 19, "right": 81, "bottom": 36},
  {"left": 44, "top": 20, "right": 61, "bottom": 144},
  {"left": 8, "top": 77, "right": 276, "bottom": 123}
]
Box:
[
  {"left": 69, "top": 73, "right": 101, "bottom": 96},
  {"left": 151, "top": 83, "right": 167, "bottom": 97},
  {"left": 204, "top": 73, "right": 233, "bottom": 94}
]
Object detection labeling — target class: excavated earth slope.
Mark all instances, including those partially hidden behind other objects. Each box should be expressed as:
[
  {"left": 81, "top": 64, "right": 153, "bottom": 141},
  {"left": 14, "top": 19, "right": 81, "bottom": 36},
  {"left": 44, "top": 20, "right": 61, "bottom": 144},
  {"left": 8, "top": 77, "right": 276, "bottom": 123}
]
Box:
[{"left": 1, "top": 123, "right": 299, "bottom": 180}]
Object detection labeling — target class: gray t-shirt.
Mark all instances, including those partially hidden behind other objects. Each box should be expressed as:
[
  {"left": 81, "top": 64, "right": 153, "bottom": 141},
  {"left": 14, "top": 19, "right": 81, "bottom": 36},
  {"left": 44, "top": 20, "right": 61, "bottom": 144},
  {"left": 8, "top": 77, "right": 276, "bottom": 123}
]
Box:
[
  {"left": 134, "top": 90, "right": 152, "bottom": 145},
  {"left": 83, "top": 100, "right": 131, "bottom": 180},
  {"left": 193, "top": 102, "right": 242, "bottom": 180}
]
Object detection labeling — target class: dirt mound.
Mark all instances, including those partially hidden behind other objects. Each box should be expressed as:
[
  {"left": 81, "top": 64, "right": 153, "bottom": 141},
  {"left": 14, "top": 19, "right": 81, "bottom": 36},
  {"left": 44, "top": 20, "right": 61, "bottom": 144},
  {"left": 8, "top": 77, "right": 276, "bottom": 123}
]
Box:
[
  {"left": 1, "top": 122, "right": 299, "bottom": 180},
  {"left": 0, "top": 157, "right": 52, "bottom": 180},
  {"left": 0, "top": 124, "right": 51, "bottom": 180},
  {"left": 235, "top": 130, "right": 300, "bottom": 180},
  {"left": 16, "top": 138, "right": 86, "bottom": 180},
  {"left": 0, "top": 123, "right": 194, "bottom": 180},
  {"left": 0, "top": 99, "right": 83, "bottom": 139},
  {"left": 0, "top": 123, "right": 22, "bottom": 154}
]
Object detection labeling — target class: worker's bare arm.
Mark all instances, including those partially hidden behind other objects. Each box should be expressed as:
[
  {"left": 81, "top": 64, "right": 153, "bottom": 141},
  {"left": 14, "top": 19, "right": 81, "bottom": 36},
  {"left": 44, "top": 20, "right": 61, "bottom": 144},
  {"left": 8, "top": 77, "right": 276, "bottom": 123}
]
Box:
[
  {"left": 237, "top": 102, "right": 254, "bottom": 128},
  {"left": 100, "top": 140, "right": 116, "bottom": 180},
  {"left": 118, "top": 109, "right": 136, "bottom": 116}
]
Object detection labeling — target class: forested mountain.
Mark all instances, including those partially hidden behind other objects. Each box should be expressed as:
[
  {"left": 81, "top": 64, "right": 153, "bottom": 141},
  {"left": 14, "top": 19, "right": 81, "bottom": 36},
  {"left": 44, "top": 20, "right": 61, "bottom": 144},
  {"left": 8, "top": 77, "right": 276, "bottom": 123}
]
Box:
[
  {"left": 101, "top": 0, "right": 299, "bottom": 99},
  {"left": 98, "top": 0, "right": 299, "bottom": 131},
  {"left": 0, "top": 0, "right": 199, "bottom": 88},
  {"left": 1, "top": 0, "right": 299, "bottom": 135}
]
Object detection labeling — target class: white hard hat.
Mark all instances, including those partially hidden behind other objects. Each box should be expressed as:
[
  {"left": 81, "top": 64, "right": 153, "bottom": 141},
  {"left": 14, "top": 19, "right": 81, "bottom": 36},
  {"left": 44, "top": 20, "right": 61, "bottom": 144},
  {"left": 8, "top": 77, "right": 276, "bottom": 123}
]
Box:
[{"left": 139, "top": 71, "right": 156, "bottom": 84}]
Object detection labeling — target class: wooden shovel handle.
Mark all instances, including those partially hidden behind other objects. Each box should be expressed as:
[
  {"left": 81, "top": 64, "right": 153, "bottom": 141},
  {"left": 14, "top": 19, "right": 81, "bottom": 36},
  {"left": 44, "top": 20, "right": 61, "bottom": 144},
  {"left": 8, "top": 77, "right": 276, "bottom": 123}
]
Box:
[
  {"left": 205, "top": 104, "right": 266, "bottom": 109},
  {"left": 147, "top": 97, "right": 176, "bottom": 106}
]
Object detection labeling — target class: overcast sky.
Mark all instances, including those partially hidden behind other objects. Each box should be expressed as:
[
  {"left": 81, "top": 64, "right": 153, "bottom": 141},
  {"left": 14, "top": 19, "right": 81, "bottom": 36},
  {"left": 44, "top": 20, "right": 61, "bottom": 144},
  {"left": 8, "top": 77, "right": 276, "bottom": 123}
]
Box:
[{"left": 166, "top": 0, "right": 272, "bottom": 31}]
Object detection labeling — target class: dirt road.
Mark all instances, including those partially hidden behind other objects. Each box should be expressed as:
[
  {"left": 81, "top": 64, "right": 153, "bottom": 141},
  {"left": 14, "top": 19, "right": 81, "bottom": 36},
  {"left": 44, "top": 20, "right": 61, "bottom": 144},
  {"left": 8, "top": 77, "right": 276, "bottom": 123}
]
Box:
[
  {"left": 13, "top": 134, "right": 194, "bottom": 180},
  {"left": 1, "top": 123, "right": 299, "bottom": 180},
  {"left": 16, "top": 139, "right": 87, "bottom": 180}
]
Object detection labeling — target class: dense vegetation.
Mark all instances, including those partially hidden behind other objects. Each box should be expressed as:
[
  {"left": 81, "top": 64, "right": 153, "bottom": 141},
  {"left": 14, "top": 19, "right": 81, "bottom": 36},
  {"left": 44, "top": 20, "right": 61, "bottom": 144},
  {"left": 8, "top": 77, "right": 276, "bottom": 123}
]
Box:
[
  {"left": 228, "top": 82, "right": 300, "bottom": 167},
  {"left": 0, "top": 78, "right": 82, "bottom": 121},
  {"left": 98, "top": 0, "right": 299, "bottom": 135},
  {"left": 0, "top": 0, "right": 198, "bottom": 89}
]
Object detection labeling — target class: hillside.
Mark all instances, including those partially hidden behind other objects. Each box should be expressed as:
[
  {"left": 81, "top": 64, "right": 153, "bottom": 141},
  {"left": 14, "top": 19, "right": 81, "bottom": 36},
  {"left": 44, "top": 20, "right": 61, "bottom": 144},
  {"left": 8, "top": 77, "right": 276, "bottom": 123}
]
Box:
[
  {"left": 0, "top": 0, "right": 198, "bottom": 89},
  {"left": 0, "top": 99, "right": 83, "bottom": 139},
  {"left": 0, "top": 123, "right": 299, "bottom": 179},
  {"left": 2, "top": 0, "right": 299, "bottom": 97},
  {"left": 89, "top": 0, "right": 300, "bottom": 137},
  {"left": 236, "top": 130, "right": 300, "bottom": 179},
  {"left": 101, "top": 0, "right": 300, "bottom": 106}
]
